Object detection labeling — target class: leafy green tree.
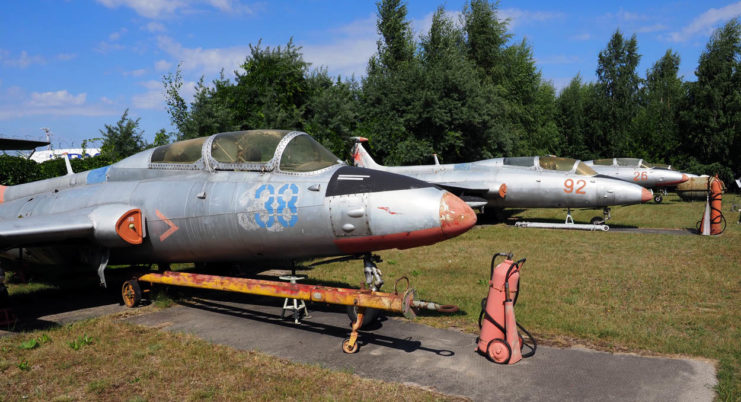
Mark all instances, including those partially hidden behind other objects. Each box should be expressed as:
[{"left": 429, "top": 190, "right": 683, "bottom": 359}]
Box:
[
  {"left": 0, "top": 155, "right": 41, "bottom": 185},
  {"left": 303, "top": 71, "right": 361, "bottom": 158},
  {"left": 152, "top": 129, "right": 171, "bottom": 147},
  {"left": 463, "top": 0, "right": 510, "bottom": 82},
  {"left": 556, "top": 75, "right": 588, "bottom": 159},
  {"left": 679, "top": 18, "right": 741, "bottom": 183},
  {"left": 633, "top": 50, "right": 683, "bottom": 162},
  {"left": 99, "top": 109, "right": 146, "bottom": 161},
  {"left": 593, "top": 30, "right": 641, "bottom": 157},
  {"left": 370, "top": 0, "right": 416, "bottom": 75}
]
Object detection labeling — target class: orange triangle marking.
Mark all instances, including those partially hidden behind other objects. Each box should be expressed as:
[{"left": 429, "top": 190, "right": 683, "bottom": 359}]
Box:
[{"left": 155, "top": 209, "right": 179, "bottom": 242}]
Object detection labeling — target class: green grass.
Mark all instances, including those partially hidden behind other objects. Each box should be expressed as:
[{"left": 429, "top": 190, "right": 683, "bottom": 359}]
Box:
[
  {"left": 310, "top": 193, "right": 741, "bottom": 400},
  {"left": 0, "top": 317, "right": 459, "bottom": 401}
]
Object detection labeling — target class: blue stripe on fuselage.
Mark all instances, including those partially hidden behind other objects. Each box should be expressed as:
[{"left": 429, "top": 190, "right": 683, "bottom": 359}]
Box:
[{"left": 86, "top": 166, "right": 110, "bottom": 184}]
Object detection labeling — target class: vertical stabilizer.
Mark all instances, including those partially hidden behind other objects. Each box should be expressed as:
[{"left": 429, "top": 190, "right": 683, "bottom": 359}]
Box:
[
  {"left": 63, "top": 153, "right": 74, "bottom": 175},
  {"left": 350, "top": 138, "right": 384, "bottom": 170}
]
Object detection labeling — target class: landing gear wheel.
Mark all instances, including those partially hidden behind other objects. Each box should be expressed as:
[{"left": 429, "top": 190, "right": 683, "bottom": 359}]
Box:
[
  {"left": 346, "top": 306, "right": 379, "bottom": 329},
  {"left": 486, "top": 338, "right": 512, "bottom": 364},
  {"left": 654, "top": 195, "right": 663, "bottom": 203},
  {"left": 590, "top": 216, "right": 604, "bottom": 225},
  {"left": 122, "top": 280, "right": 142, "bottom": 308},
  {"left": 342, "top": 338, "right": 359, "bottom": 354}
]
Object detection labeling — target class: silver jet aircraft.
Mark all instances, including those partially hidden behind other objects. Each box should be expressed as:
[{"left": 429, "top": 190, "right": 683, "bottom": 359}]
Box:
[
  {"left": 0, "top": 130, "right": 476, "bottom": 292},
  {"left": 352, "top": 138, "right": 652, "bottom": 223},
  {"left": 583, "top": 158, "right": 689, "bottom": 203}
]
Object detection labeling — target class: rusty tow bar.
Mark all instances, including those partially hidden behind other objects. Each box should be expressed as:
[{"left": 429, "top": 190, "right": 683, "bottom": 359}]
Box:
[{"left": 123, "top": 271, "right": 458, "bottom": 354}]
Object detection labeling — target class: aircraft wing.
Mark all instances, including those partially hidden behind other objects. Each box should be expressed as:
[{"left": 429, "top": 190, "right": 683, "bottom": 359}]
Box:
[
  {"left": 0, "top": 137, "right": 50, "bottom": 151},
  {"left": 431, "top": 181, "right": 506, "bottom": 208},
  {"left": 432, "top": 181, "right": 491, "bottom": 194},
  {"left": 0, "top": 204, "right": 144, "bottom": 249}
]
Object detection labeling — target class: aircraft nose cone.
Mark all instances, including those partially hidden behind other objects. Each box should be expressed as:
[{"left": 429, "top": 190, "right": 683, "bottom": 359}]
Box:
[
  {"left": 440, "top": 192, "right": 477, "bottom": 237},
  {"left": 641, "top": 188, "right": 653, "bottom": 203}
]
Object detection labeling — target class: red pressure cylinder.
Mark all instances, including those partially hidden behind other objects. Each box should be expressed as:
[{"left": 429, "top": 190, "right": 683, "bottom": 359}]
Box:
[
  {"left": 477, "top": 258, "right": 521, "bottom": 364},
  {"left": 699, "top": 175, "right": 724, "bottom": 235}
]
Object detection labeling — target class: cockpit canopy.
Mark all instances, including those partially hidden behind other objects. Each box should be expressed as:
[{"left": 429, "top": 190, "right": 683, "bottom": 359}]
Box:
[
  {"left": 501, "top": 156, "right": 596, "bottom": 176},
  {"left": 593, "top": 158, "right": 651, "bottom": 168},
  {"left": 150, "top": 130, "right": 343, "bottom": 173}
]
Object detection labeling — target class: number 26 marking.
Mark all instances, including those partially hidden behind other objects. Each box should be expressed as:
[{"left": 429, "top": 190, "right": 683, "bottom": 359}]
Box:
[
  {"left": 633, "top": 171, "right": 648, "bottom": 181},
  {"left": 564, "top": 179, "right": 586, "bottom": 194}
]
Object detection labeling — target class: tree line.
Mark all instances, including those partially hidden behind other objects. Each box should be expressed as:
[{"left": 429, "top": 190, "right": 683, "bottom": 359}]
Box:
[{"left": 3, "top": 0, "right": 740, "bottom": 187}]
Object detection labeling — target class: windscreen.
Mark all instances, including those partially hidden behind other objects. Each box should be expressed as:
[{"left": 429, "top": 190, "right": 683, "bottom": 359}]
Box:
[
  {"left": 592, "top": 159, "right": 614, "bottom": 166},
  {"left": 616, "top": 158, "right": 644, "bottom": 167},
  {"left": 151, "top": 137, "right": 207, "bottom": 164},
  {"left": 575, "top": 162, "right": 597, "bottom": 176},
  {"left": 211, "top": 130, "right": 288, "bottom": 164},
  {"left": 539, "top": 156, "right": 577, "bottom": 171},
  {"left": 279, "top": 135, "right": 341, "bottom": 172},
  {"left": 503, "top": 156, "right": 536, "bottom": 167}
]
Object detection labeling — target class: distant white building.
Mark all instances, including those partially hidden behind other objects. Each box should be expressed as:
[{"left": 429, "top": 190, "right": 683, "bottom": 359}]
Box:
[{"left": 29, "top": 148, "right": 101, "bottom": 163}]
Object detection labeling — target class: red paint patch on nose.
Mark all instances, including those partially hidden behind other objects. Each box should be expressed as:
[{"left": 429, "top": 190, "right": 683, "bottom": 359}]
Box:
[
  {"left": 440, "top": 192, "right": 477, "bottom": 237},
  {"left": 641, "top": 188, "right": 653, "bottom": 203}
]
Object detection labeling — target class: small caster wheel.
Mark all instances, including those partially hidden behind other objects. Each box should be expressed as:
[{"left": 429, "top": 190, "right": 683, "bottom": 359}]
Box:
[
  {"left": 654, "top": 195, "right": 663, "bottom": 203},
  {"left": 590, "top": 216, "right": 604, "bottom": 225},
  {"left": 122, "top": 280, "right": 142, "bottom": 308},
  {"left": 486, "top": 338, "right": 511, "bottom": 364},
  {"left": 342, "top": 338, "right": 359, "bottom": 354}
]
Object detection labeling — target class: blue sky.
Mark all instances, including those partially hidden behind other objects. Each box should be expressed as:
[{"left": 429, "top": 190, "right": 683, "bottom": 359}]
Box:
[{"left": 1, "top": 0, "right": 740, "bottom": 148}]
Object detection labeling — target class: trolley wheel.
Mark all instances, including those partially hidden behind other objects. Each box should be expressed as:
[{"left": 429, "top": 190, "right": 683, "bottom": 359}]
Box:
[
  {"left": 654, "top": 195, "right": 663, "bottom": 203},
  {"left": 590, "top": 216, "right": 604, "bottom": 225},
  {"left": 486, "top": 338, "right": 512, "bottom": 364},
  {"left": 346, "top": 306, "right": 379, "bottom": 329},
  {"left": 342, "top": 338, "right": 359, "bottom": 354},
  {"left": 122, "top": 280, "right": 142, "bottom": 308}
]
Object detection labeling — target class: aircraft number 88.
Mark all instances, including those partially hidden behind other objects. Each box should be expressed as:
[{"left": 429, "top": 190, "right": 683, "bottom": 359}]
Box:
[{"left": 563, "top": 179, "right": 586, "bottom": 194}]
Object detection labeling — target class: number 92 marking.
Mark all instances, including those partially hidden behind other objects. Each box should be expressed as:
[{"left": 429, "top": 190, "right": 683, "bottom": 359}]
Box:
[{"left": 563, "top": 178, "right": 586, "bottom": 194}]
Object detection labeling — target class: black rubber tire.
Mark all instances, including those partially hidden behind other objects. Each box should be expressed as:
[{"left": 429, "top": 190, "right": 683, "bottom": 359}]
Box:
[
  {"left": 654, "top": 195, "right": 663, "bottom": 203},
  {"left": 346, "top": 306, "right": 380, "bottom": 329},
  {"left": 590, "top": 216, "right": 604, "bottom": 225}
]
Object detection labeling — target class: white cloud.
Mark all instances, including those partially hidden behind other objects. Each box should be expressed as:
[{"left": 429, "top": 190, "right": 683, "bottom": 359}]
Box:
[
  {"left": 668, "top": 2, "right": 741, "bottom": 42},
  {"left": 500, "top": 8, "right": 564, "bottom": 29},
  {"left": 636, "top": 24, "right": 668, "bottom": 34},
  {"left": 536, "top": 55, "right": 581, "bottom": 65},
  {"left": 109, "top": 27, "right": 128, "bottom": 41},
  {"left": 100, "top": 96, "right": 115, "bottom": 104},
  {"left": 56, "top": 53, "right": 77, "bottom": 61},
  {"left": 157, "top": 35, "right": 248, "bottom": 75},
  {"left": 124, "top": 68, "right": 148, "bottom": 77},
  {"left": 0, "top": 88, "right": 117, "bottom": 119},
  {"left": 155, "top": 59, "right": 173, "bottom": 71},
  {"left": 145, "top": 22, "right": 166, "bottom": 32},
  {"left": 96, "top": 0, "right": 253, "bottom": 19},
  {"left": 28, "top": 90, "right": 86, "bottom": 107},
  {"left": 96, "top": 0, "right": 184, "bottom": 19},
  {"left": 302, "top": 38, "right": 377, "bottom": 78},
  {"left": 132, "top": 90, "right": 164, "bottom": 110},
  {"left": 570, "top": 33, "right": 591, "bottom": 41},
  {"left": 1, "top": 50, "right": 46, "bottom": 68}
]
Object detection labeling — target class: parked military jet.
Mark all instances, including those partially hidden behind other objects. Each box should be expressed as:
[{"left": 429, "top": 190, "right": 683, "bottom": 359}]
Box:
[
  {"left": 0, "top": 130, "right": 476, "bottom": 292},
  {"left": 583, "top": 158, "right": 689, "bottom": 203},
  {"left": 352, "top": 138, "right": 652, "bottom": 224}
]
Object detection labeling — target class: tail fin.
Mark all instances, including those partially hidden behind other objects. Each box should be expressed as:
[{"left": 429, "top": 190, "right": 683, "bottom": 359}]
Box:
[
  {"left": 63, "top": 153, "right": 74, "bottom": 175},
  {"left": 350, "top": 137, "right": 383, "bottom": 169}
]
